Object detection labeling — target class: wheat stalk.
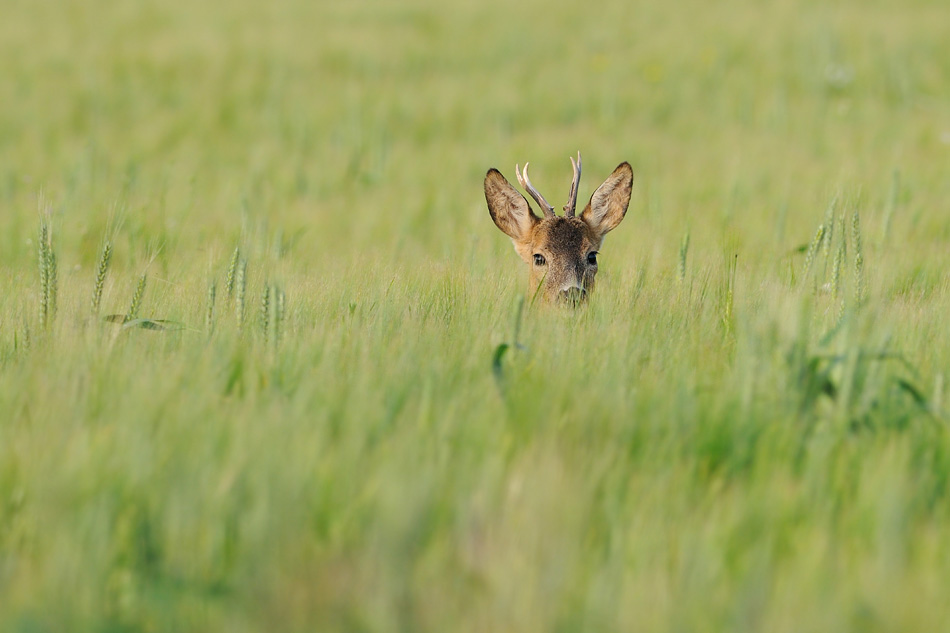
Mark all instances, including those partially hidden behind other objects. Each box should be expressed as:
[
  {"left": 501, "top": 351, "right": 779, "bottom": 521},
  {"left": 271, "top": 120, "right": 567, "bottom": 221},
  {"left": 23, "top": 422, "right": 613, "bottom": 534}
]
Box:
[{"left": 880, "top": 169, "right": 899, "bottom": 245}]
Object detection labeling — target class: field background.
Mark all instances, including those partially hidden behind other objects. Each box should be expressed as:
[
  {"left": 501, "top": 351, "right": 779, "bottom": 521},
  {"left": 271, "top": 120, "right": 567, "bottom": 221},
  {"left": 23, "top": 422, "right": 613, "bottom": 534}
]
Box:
[{"left": 2, "top": 0, "right": 950, "bottom": 630}]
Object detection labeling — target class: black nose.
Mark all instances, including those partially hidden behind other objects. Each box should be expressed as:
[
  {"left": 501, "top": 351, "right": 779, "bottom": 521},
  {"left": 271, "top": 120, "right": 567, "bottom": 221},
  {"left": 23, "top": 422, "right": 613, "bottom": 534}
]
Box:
[{"left": 559, "top": 287, "right": 587, "bottom": 306}]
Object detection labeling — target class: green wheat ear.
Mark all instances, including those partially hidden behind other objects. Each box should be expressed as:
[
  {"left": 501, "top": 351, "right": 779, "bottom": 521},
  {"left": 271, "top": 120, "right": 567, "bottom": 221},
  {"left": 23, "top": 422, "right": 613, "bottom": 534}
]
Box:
[
  {"left": 260, "top": 282, "right": 271, "bottom": 341},
  {"left": 91, "top": 241, "right": 113, "bottom": 315},
  {"left": 802, "top": 223, "right": 825, "bottom": 286},
  {"left": 275, "top": 287, "right": 286, "bottom": 346},
  {"left": 235, "top": 257, "right": 247, "bottom": 333},
  {"left": 822, "top": 194, "right": 839, "bottom": 256},
  {"left": 38, "top": 222, "right": 48, "bottom": 328},
  {"left": 852, "top": 210, "right": 865, "bottom": 307},
  {"left": 125, "top": 273, "right": 148, "bottom": 323},
  {"left": 677, "top": 231, "right": 690, "bottom": 282},
  {"left": 225, "top": 246, "right": 240, "bottom": 299},
  {"left": 832, "top": 242, "right": 845, "bottom": 322},
  {"left": 47, "top": 248, "right": 57, "bottom": 323},
  {"left": 38, "top": 220, "right": 57, "bottom": 329},
  {"left": 205, "top": 279, "right": 216, "bottom": 335},
  {"left": 259, "top": 284, "right": 285, "bottom": 346}
]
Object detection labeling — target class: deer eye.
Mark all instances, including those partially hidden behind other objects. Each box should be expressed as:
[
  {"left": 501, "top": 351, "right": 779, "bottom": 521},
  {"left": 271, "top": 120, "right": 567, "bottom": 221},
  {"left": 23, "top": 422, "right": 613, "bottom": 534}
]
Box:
[
  {"left": 534, "top": 254, "right": 546, "bottom": 266},
  {"left": 587, "top": 252, "right": 598, "bottom": 266}
]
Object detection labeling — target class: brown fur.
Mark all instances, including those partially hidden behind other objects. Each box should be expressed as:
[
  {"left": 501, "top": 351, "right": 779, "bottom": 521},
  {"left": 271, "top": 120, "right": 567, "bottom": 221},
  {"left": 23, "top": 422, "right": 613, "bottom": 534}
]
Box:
[{"left": 484, "top": 160, "right": 633, "bottom": 303}]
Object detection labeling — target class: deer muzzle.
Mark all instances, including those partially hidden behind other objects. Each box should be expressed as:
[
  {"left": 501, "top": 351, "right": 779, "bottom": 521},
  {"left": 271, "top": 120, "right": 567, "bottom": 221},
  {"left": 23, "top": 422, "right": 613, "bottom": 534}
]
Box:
[{"left": 558, "top": 287, "right": 587, "bottom": 306}]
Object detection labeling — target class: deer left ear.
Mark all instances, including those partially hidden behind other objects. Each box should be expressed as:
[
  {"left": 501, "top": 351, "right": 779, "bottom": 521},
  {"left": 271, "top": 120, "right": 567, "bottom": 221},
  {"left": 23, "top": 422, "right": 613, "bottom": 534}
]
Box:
[
  {"left": 484, "top": 168, "right": 539, "bottom": 242},
  {"left": 581, "top": 162, "right": 633, "bottom": 239}
]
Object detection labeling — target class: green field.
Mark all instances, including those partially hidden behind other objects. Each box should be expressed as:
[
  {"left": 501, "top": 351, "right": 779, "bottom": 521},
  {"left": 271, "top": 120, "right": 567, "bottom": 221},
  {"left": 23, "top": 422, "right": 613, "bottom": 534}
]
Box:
[{"left": 2, "top": 0, "right": 950, "bottom": 630}]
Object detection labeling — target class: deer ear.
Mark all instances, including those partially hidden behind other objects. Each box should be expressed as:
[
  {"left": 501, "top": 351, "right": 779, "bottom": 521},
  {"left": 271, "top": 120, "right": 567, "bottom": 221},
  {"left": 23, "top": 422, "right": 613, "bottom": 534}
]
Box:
[
  {"left": 485, "top": 168, "right": 539, "bottom": 242},
  {"left": 581, "top": 162, "right": 633, "bottom": 239}
]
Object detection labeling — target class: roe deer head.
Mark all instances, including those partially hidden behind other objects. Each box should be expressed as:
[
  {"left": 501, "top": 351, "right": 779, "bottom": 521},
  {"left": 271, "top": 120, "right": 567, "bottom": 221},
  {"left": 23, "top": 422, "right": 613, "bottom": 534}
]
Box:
[{"left": 484, "top": 153, "right": 633, "bottom": 304}]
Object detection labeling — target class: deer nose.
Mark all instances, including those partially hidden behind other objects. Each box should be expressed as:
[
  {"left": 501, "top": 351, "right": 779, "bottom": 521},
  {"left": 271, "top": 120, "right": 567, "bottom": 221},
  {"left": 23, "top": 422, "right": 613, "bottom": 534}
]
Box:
[{"left": 558, "top": 287, "right": 587, "bottom": 306}]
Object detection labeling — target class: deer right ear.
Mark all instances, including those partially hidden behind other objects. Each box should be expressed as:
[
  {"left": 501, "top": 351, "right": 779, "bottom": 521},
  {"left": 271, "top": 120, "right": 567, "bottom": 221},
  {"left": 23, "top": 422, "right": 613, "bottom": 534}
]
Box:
[
  {"left": 581, "top": 162, "right": 633, "bottom": 240},
  {"left": 484, "top": 169, "right": 539, "bottom": 242}
]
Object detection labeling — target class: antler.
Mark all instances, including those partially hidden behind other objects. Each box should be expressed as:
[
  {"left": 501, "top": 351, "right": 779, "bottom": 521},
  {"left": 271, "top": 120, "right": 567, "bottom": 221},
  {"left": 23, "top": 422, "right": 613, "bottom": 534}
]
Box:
[
  {"left": 516, "top": 163, "right": 555, "bottom": 218},
  {"left": 564, "top": 151, "right": 582, "bottom": 217}
]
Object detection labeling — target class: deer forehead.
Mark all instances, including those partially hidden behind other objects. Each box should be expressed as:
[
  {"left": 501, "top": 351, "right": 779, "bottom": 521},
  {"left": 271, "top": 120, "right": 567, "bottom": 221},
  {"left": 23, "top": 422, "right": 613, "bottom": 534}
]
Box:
[{"left": 529, "top": 217, "right": 597, "bottom": 255}]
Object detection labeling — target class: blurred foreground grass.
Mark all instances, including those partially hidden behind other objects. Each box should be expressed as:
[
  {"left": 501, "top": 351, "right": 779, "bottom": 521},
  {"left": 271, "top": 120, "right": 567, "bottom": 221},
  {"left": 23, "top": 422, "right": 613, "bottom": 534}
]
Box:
[{"left": 2, "top": 0, "right": 950, "bottom": 630}]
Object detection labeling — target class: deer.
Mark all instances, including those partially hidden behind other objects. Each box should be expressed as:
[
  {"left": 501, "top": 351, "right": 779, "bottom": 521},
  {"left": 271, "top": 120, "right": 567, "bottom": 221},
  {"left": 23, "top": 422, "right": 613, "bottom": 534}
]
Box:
[{"left": 484, "top": 152, "right": 633, "bottom": 305}]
